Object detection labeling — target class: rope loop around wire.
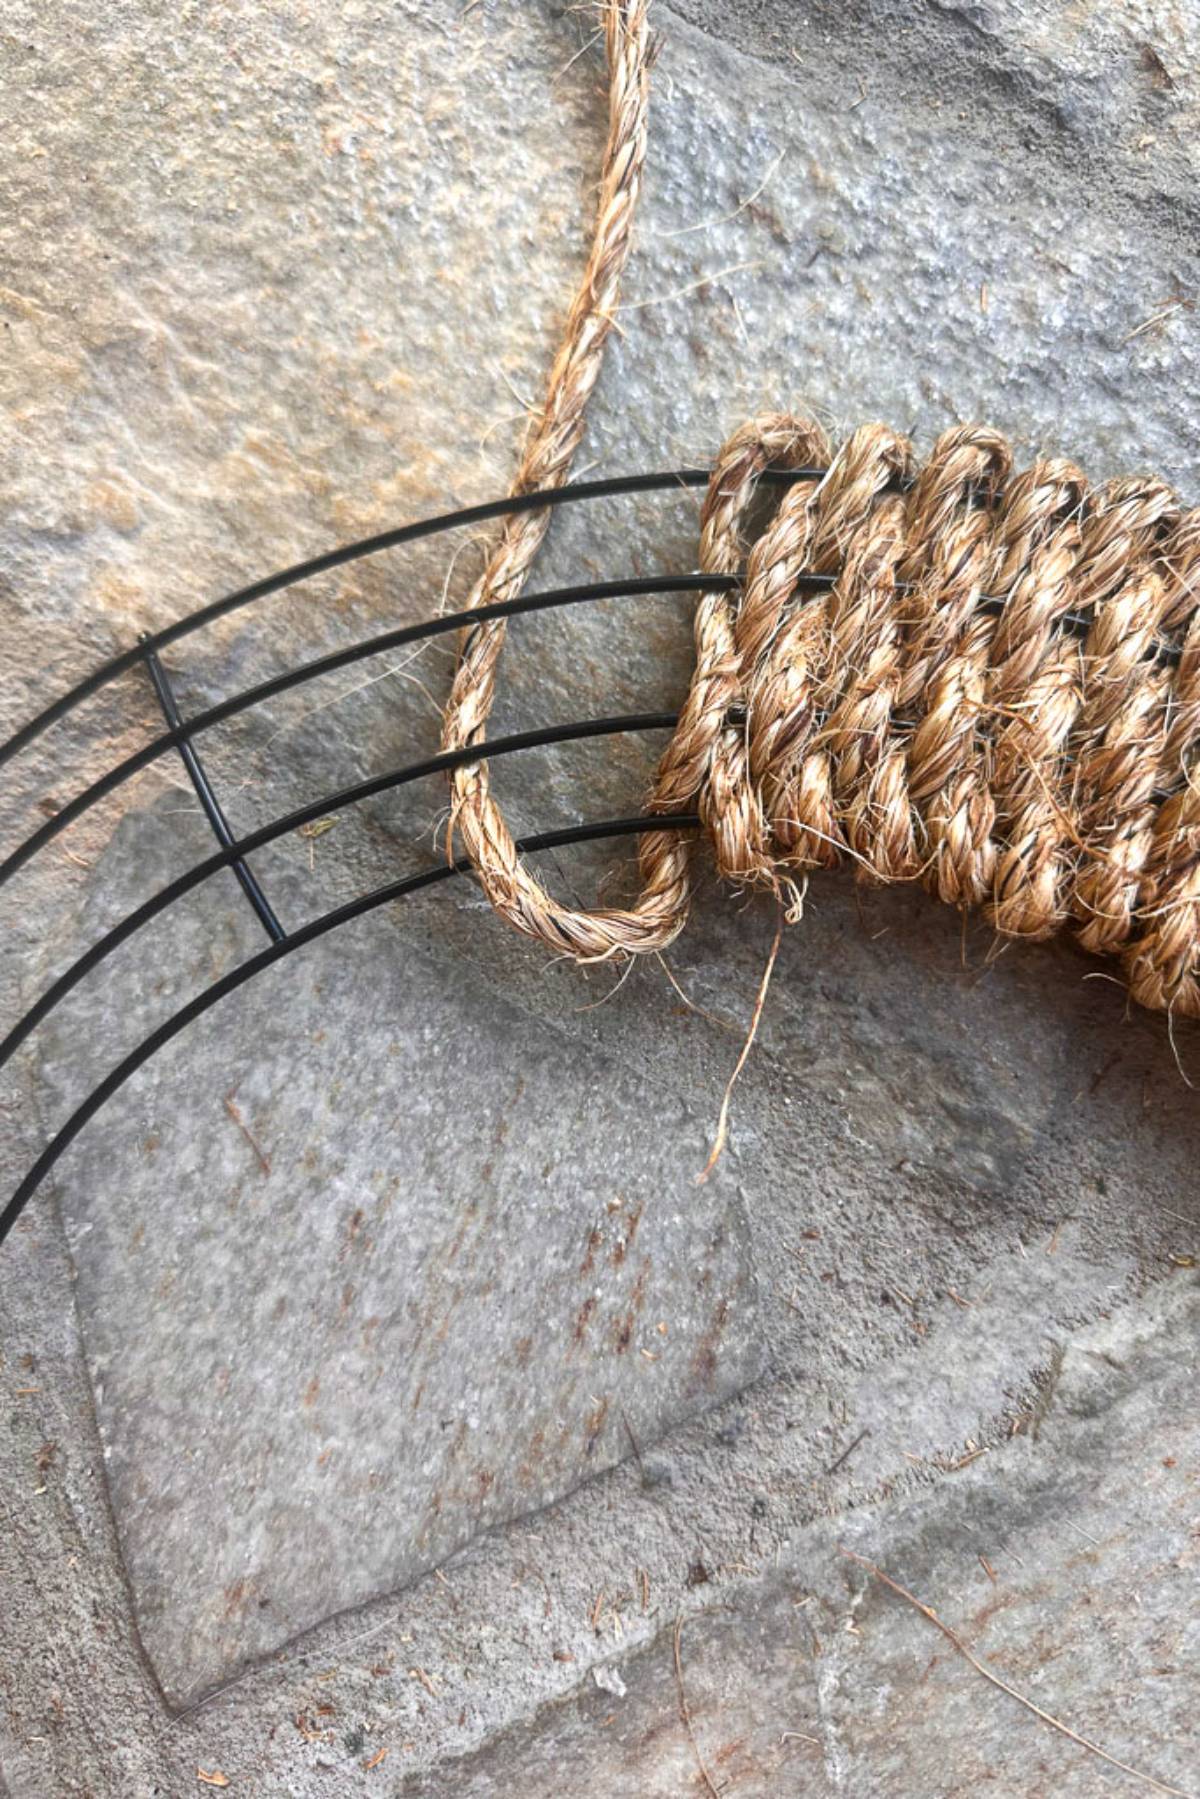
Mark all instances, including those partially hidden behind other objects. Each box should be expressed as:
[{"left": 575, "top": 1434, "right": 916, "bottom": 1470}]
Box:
[{"left": 438, "top": 1, "right": 1200, "bottom": 1015}]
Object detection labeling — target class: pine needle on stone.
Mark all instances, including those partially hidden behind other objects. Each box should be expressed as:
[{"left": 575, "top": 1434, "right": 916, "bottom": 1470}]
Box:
[
  {"left": 673, "top": 1618, "right": 720, "bottom": 1799},
  {"left": 839, "top": 1547, "right": 1197, "bottom": 1799}
]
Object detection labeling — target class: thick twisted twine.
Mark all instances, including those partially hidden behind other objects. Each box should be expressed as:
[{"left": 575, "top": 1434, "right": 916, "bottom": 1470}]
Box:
[{"left": 441, "top": 1, "right": 1200, "bottom": 1017}]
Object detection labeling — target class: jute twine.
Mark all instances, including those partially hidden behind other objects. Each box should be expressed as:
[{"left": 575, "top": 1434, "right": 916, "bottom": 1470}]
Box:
[{"left": 441, "top": 0, "right": 1200, "bottom": 1018}]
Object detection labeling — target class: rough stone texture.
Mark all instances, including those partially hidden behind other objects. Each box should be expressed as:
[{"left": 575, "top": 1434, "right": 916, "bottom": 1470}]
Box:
[
  {"left": 401, "top": 1275, "right": 1200, "bottom": 1797},
  {"left": 1, "top": 0, "right": 1198, "bottom": 1792},
  {"left": 36, "top": 798, "right": 760, "bottom": 1706}
]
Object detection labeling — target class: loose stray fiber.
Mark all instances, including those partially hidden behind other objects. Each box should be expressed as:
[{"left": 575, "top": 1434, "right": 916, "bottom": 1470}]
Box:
[{"left": 442, "top": 0, "right": 1200, "bottom": 1020}]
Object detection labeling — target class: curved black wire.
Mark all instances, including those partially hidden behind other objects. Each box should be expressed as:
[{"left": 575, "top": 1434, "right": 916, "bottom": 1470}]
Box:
[
  {"left": 2, "top": 453, "right": 1179, "bottom": 787},
  {"left": 0, "top": 570, "right": 838, "bottom": 890},
  {"left": 0, "top": 710, "right": 680, "bottom": 1071},
  {"left": 2, "top": 461, "right": 1187, "bottom": 1254},
  {"left": 0, "top": 465, "right": 830, "bottom": 771},
  {"left": 0, "top": 810, "right": 700, "bottom": 1249},
  {"left": 4, "top": 468, "right": 1179, "bottom": 890},
  {"left": 0, "top": 464, "right": 829, "bottom": 1255}
]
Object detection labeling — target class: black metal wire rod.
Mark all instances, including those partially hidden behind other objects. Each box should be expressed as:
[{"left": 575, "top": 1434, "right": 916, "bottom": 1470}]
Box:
[
  {"left": 0, "top": 810, "right": 702, "bottom": 1249},
  {"left": 0, "top": 459, "right": 1182, "bottom": 781},
  {"left": 0, "top": 711, "right": 680, "bottom": 1072},
  {"left": 0, "top": 465, "right": 830, "bottom": 772},
  {"left": 6, "top": 548, "right": 1186, "bottom": 906},
  {"left": 141, "top": 640, "right": 286, "bottom": 945},
  {"left": 0, "top": 570, "right": 824, "bottom": 890},
  {"left": 5, "top": 558, "right": 1182, "bottom": 899}
]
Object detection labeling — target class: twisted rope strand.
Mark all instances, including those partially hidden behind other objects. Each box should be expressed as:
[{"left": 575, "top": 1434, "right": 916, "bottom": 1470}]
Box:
[
  {"left": 440, "top": 3, "right": 1200, "bottom": 1015},
  {"left": 440, "top": 0, "right": 690, "bottom": 961},
  {"left": 686, "top": 424, "right": 1200, "bottom": 1017}
]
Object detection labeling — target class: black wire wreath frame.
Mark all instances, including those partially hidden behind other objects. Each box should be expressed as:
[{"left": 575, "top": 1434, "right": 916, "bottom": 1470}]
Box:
[
  {"left": 0, "top": 466, "right": 821, "bottom": 1247},
  {"left": 0, "top": 461, "right": 1173, "bottom": 1248}
]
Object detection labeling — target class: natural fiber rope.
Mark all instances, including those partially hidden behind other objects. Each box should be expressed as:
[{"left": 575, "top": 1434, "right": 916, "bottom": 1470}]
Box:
[{"left": 440, "top": 1, "right": 1200, "bottom": 1017}]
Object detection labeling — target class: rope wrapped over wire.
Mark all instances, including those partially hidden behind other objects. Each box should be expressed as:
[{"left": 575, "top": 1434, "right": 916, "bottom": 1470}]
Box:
[
  {"left": 662, "top": 418, "right": 1200, "bottom": 1017},
  {"left": 440, "top": 0, "right": 1200, "bottom": 1016}
]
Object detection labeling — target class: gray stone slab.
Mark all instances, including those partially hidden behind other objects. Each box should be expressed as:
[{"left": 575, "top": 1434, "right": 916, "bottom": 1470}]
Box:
[
  {"left": 400, "top": 1273, "right": 1200, "bottom": 1798},
  {"left": 405, "top": 1567, "right": 829, "bottom": 1798},
  {"left": 34, "top": 798, "right": 760, "bottom": 1706}
]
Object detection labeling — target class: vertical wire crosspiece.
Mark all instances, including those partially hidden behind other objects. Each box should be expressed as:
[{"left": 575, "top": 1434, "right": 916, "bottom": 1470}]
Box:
[{"left": 140, "top": 636, "right": 286, "bottom": 945}]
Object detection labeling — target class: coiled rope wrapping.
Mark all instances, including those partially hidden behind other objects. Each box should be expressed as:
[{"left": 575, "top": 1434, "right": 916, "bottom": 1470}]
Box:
[{"left": 440, "top": 0, "right": 1200, "bottom": 1017}]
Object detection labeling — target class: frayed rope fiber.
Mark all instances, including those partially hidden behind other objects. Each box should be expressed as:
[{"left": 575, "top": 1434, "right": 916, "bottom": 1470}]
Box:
[{"left": 440, "top": 0, "right": 1200, "bottom": 1017}]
